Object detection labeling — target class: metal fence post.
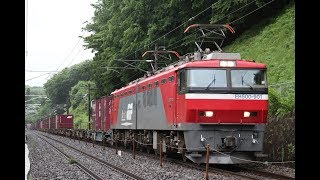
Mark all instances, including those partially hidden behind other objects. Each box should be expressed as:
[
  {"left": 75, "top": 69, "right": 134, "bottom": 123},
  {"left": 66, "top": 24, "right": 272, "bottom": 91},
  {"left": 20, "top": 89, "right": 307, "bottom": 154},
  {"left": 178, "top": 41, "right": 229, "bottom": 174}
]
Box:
[
  {"left": 205, "top": 144, "right": 210, "bottom": 180},
  {"left": 160, "top": 140, "right": 163, "bottom": 167}
]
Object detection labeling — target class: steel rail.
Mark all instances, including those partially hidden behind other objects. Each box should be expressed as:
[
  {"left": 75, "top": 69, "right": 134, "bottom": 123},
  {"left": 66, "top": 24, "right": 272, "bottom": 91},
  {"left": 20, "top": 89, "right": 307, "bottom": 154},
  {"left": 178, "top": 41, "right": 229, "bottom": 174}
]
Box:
[
  {"left": 37, "top": 132, "right": 144, "bottom": 180},
  {"left": 34, "top": 133, "right": 103, "bottom": 180}
]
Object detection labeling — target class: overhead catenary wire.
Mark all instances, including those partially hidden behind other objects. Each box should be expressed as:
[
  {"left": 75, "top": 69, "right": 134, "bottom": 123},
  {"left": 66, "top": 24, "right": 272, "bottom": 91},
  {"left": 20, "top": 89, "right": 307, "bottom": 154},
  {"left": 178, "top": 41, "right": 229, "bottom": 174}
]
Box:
[
  {"left": 25, "top": 70, "right": 59, "bottom": 72},
  {"left": 140, "top": 1, "right": 220, "bottom": 56},
  {"left": 56, "top": 31, "right": 85, "bottom": 71},
  {"left": 42, "top": 0, "right": 255, "bottom": 81},
  {"left": 28, "top": 32, "right": 86, "bottom": 83},
  {"left": 25, "top": 72, "right": 52, "bottom": 82},
  {"left": 166, "top": 0, "right": 277, "bottom": 60},
  {"left": 120, "top": 0, "right": 260, "bottom": 70},
  {"left": 112, "top": 71, "right": 142, "bottom": 88},
  {"left": 166, "top": 31, "right": 197, "bottom": 50},
  {"left": 27, "top": 0, "right": 277, "bottom": 83},
  {"left": 65, "top": 45, "right": 83, "bottom": 67},
  {"left": 214, "top": 0, "right": 257, "bottom": 23},
  {"left": 119, "top": 1, "right": 221, "bottom": 70},
  {"left": 230, "top": 0, "right": 275, "bottom": 24},
  {"left": 149, "top": 0, "right": 259, "bottom": 51}
]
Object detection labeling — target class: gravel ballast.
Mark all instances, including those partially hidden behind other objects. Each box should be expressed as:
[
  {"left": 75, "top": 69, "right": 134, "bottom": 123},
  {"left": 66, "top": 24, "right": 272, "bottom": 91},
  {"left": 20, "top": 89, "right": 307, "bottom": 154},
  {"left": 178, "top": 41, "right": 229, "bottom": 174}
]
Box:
[{"left": 26, "top": 131, "right": 94, "bottom": 180}]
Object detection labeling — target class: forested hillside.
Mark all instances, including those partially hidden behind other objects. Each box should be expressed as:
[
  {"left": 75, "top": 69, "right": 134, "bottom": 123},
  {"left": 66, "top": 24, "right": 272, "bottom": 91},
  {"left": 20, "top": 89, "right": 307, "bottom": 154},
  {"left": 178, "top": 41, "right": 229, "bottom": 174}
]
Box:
[
  {"left": 224, "top": 2, "right": 294, "bottom": 117},
  {"left": 222, "top": 2, "right": 295, "bottom": 164},
  {"left": 83, "top": 0, "right": 292, "bottom": 96}
]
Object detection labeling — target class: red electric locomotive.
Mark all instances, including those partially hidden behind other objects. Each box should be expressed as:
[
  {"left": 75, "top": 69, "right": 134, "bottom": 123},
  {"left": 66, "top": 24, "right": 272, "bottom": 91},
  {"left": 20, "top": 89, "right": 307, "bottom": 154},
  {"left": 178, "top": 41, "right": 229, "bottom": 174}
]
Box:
[
  {"left": 109, "top": 24, "right": 268, "bottom": 164},
  {"left": 33, "top": 24, "right": 268, "bottom": 164}
]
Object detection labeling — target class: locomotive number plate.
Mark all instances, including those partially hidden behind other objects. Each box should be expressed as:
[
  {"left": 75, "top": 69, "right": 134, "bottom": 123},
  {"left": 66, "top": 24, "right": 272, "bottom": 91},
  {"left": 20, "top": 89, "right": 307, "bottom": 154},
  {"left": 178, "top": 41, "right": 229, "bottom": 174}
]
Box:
[{"left": 234, "top": 94, "right": 262, "bottom": 99}]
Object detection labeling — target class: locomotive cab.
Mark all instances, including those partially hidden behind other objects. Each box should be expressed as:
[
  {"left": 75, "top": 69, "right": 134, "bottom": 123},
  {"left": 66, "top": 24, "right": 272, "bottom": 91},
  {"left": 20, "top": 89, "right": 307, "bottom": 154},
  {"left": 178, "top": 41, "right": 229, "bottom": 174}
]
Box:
[
  {"left": 175, "top": 55, "right": 269, "bottom": 164},
  {"left": 177, "top": 61, "right": 268, "bottom": 124}
]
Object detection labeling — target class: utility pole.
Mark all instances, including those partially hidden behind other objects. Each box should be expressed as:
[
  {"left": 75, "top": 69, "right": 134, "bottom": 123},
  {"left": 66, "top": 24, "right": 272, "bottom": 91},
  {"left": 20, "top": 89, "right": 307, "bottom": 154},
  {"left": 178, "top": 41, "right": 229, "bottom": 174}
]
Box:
[
  {"left": 88, "top": 83, "right": 91, "bottom": 130},
  {"left": 66, "top": 94, "right": 70, "bottom": 114},
  {"left": 154, "top": 44, "right": 158, "bottom": 71},
  {"left": 87, "top": 84, "right": 98, "bottom": 130}
]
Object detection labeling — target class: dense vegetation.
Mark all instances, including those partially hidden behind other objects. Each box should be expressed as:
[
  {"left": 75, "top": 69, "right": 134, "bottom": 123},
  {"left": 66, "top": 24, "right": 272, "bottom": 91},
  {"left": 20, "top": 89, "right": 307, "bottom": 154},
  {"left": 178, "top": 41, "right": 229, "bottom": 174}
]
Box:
[
  {"left": 26, "top": 60, "right": 94, "bottom": 124},
  {"left": 69, "top": 81, "right": 96, "bottom": 129},
  {"left": 83, "top": 0, "right": 292, "bottom": 96},
  {"left": 223, "top": 2, "right": 295, "bottom": 164},
  {"left": 224, "top": 2, "right": 295, "bottom": 117}
]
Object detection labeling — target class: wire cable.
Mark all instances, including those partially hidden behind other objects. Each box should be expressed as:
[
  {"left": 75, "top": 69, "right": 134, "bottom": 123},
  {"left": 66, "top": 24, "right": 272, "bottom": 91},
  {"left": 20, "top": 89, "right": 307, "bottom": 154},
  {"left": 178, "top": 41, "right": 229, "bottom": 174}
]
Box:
[
  {"left": 25, "top": 70, "right": 59, "bottom": 72},
  {"left": 118, "top": 2, "right": 220, "bottom": 70},
  {"left": 230, "top": 0, "right": 275, "bottom": 24},
  {"left": 65, "top": 45, "right": 83, "bottom": 67},
  {"left": 119, "top": 0, "right": 259, "bottom": 71},
  {"left": 25, "top": 72, "right": 52, "bottom": 81},
  {"left": 216, "top": 0, "right": 257, "bottom": 23},
  {"left": 56, "top": 32, "right": 85, "bottom": 71}
]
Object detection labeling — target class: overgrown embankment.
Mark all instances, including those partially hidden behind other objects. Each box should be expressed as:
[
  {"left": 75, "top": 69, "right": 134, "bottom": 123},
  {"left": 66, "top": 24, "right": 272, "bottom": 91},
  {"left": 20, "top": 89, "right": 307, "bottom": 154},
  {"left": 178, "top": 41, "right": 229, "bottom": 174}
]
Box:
[{"left": 225, "top": 2, "right": 295, "bottom": 165}]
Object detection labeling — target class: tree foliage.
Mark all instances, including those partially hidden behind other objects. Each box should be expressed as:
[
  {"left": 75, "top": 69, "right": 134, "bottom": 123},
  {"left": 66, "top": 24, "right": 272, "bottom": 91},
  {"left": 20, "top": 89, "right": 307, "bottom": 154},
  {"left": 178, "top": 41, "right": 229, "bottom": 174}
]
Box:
[
  {"left": 70, "top": 81, "right": 96, "bottom": 110},
  {"left": 224, "top": 2, "right": 295, "bottom": 116},
  {"left": 69, "top": 81, "right": 96, "bottom": 129},
  {"left": 44, "top": 60, "right": 93, "bottom": 104},
  {"left": 28, "top": 60, "right": 93, "bottom": 124},
  {"left": 83, "top": 0, "right": 292, "bottom": 97}
]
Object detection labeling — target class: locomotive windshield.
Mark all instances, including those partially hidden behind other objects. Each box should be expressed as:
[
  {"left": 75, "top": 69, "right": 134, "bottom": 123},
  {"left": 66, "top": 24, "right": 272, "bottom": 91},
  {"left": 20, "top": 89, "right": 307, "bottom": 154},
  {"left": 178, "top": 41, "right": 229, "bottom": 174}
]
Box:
[
  {"left": 187, "top": 69, "right": 227, "bottom": 88},
  {"left": 179, "top": 68, "right": 267, "bottom": 93},
  {"left": 231, "top": 69, "right": 267, "bottom": 88}
]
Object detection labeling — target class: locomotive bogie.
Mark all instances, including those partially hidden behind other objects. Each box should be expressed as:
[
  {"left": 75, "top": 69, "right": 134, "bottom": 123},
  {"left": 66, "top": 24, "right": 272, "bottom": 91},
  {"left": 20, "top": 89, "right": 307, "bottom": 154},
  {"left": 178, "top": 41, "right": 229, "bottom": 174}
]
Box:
[{"left": 183, "top": 124, "right": 265, "bottom": 164}]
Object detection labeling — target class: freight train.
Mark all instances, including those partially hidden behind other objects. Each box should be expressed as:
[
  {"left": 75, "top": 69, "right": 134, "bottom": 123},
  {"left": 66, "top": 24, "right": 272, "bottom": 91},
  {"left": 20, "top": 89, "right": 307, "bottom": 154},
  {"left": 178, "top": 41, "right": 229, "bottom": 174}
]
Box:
[{"left": 31, "top": 24, "right": 268, "bottom": 164}]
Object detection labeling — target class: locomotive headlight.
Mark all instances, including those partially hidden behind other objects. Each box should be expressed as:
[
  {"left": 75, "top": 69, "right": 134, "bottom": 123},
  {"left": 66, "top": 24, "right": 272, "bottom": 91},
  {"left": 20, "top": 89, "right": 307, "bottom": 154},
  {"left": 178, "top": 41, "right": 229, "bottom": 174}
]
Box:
[
  {"left": 220, "top": 60, "right": 236, "bottom": 67},
  {"left": 199, "top": 111, "right": 214, "bottom": 117},
  {"left": 205, "top": 111, "right": 214, "bottom": 117},
  {"left": 243, "top": 111, "right": 250, "bottom": 117},
  {"left": 243, "top": 111, "right": 257, "bottom": 117}
]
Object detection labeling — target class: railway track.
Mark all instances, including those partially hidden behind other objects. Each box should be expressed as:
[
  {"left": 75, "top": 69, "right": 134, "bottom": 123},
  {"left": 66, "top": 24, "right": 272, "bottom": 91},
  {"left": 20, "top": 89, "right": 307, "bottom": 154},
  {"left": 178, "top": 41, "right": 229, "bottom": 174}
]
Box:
[
  {"left": 39, "top": 131, "right": 294, "bottom": 180},
  {"left": 106, "top": 140, "right": 295, "bottom": 179},
  {"left": 155, "top": 155, "right": 295, "bottom": 180},
  {"left": 33, "top": 133, "right": 103, "bottom": 180},
  {"left": 91, "top": 138, "right": 295, "bottom": 180},
  {"left": 34, "top": 132, "right": 144, "bottom": 180},
  {"left": 234, "top": 166, "right": 295, "bottom": 180}
]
